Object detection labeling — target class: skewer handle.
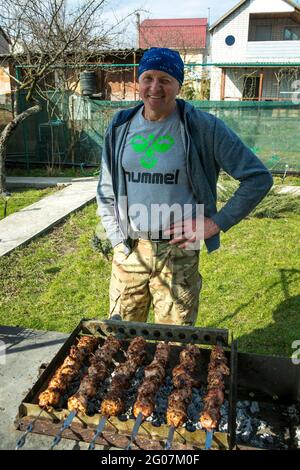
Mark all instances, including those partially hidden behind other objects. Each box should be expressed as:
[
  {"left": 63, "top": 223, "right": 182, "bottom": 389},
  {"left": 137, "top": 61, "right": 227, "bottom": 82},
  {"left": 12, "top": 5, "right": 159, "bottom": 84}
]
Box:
[
  {"left": 15, "top": 407, "right": 46, "bottom": 450},
  {"left": 88, "top": 416, "right": 107, "bottom": 451},
  {"left": 15, "top": 423, "right": 33, "bottom": 450},
  {"left": 205, "top": 430, "right": 214, "bottom": 450},
  {"left": 125, "top": 412, "right": 143, "bottom": 450},
  {"left": 49, "top": 410, "right": 77, "bottom": 450},
  {"left": 165, "top": 425, "right": 175, "bottom": 450}
]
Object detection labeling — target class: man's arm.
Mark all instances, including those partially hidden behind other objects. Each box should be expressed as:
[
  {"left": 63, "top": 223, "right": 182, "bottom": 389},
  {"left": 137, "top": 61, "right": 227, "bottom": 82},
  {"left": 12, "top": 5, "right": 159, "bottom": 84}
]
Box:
[
  {"left": 96, "top": 126, "right": 123, "bottom": 248},
  {"left": 210, "top": 117, "right": 273, "bottom": 232}
]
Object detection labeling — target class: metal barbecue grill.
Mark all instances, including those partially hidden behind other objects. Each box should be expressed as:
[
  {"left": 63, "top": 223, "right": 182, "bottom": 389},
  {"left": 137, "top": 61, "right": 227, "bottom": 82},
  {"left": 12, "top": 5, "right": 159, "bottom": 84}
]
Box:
[{"left": 15, "top": 318, "right": 299, "bottom": 450}]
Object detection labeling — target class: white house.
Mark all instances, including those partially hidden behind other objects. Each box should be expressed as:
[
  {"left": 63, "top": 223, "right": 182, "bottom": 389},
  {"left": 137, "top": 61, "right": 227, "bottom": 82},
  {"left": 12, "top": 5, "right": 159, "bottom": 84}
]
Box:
[{"left": 209, "top": 0, "right": 300, "bottom": 100}]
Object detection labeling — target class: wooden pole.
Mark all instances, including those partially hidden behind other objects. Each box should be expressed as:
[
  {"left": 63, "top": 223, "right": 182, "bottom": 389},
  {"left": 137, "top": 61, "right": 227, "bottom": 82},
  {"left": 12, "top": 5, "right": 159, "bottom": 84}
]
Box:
[
  {"left": 133, "top": 51, "right": 137, "bottom": 101},
  {"left": 220, "top": 68, "right": 226, "bottom": 100},
  {"left": 259, "top": 70, "right": 264, "bottom": 101}
]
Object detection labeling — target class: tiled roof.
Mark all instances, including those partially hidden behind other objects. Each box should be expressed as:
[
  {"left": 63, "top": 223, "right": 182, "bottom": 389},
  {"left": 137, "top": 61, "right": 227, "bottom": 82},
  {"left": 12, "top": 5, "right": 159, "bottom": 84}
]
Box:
[{"left": 139, "top": 18, "right": 207, "bottom": 49}]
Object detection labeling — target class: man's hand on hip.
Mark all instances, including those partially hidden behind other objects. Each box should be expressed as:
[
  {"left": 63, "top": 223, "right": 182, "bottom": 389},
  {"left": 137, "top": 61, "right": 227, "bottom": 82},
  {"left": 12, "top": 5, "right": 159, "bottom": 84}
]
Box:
[{"left": 164, "top": 217, "right": 220, "bottom": 249}]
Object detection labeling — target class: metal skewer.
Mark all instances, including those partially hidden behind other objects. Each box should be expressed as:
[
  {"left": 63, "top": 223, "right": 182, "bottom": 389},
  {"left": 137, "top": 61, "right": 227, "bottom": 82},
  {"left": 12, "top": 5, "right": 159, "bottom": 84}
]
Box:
[
  {"left": 125, "top": 412, "right": 143, "bottom": 450},
  {"left": 165, "top": 425, "right": 175, "bottom": 450},
  {"left": 15, "top": 407, "right": 46, "bottom": 450},
  {"left": 49, "top": 410, "right": 77, "bottom": 450},
  {"left": 88, "top": 416, "right": 108, "bottom": 450},
  {"left": 205, "top": 430, "right": 214, "bottom": 450}
]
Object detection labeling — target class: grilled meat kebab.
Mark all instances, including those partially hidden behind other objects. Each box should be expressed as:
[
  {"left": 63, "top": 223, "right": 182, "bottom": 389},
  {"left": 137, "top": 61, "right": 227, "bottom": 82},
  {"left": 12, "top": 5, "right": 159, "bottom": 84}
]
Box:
[
  {"left": 68, "top": 335, "right": 122, "bottom": 413},
  {"left": 200, "top": 346, "right": 230, "bottom": 431},
  {"left": 38, "top": 335, "right": 98, "bottom": 410}
]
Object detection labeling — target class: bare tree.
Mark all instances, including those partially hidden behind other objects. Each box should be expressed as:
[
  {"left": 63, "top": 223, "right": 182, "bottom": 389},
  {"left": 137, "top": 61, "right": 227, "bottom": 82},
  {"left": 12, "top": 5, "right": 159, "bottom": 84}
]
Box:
[{"left": 0, "top": 0, "right": 137, "bottom": 193}]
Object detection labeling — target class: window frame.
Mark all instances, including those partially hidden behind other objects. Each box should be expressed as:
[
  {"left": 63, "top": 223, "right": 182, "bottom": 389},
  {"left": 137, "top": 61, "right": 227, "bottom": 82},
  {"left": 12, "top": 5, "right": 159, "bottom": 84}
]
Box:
[{"left": 283, "top": 26, "right": 300, "bottom": 41}]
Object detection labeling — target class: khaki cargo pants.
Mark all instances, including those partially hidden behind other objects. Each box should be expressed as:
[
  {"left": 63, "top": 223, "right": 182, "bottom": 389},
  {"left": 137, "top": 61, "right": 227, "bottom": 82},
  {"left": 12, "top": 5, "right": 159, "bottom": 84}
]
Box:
[{"left": 109, "top": 239, "right": 202, "bottom": 325}]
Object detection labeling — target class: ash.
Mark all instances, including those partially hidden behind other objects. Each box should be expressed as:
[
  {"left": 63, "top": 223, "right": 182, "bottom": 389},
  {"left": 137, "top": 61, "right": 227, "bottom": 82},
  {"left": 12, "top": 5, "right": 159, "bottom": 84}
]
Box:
[{"left": 228, "top": 401, "right": 300, "bottom": 449}]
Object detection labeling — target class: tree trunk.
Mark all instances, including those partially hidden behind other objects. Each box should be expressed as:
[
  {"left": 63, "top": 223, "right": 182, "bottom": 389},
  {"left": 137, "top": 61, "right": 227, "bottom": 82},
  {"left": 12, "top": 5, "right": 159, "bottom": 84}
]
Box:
[{"left": 0, "top": 104, "right": 41, "bottom": 194}]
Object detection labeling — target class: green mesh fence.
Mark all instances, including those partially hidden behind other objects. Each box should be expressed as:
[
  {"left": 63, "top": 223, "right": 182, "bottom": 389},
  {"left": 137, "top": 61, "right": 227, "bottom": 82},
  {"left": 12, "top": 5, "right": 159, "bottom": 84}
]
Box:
[
  {"left": 193, "top": 101, "right": 300, "bottom": 173},
  {"left": 3, "top": 91, "right": 300, "bottom": 172}
]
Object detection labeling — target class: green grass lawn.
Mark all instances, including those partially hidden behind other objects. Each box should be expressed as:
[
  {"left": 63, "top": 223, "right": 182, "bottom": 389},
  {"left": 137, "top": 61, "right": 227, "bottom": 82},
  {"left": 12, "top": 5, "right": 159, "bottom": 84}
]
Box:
[
  {"left": 0, "top": 187, "right": 58, "bottom": 220},
  {"left": 273, "top": 176, "right": 300, "bottom": 186},
  {"left": 0, "top": 196, "right": 299, "bottom": 357}
]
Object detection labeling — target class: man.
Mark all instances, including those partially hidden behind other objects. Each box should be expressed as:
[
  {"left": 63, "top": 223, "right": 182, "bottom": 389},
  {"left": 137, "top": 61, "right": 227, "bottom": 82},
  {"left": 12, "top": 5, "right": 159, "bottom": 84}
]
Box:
[{"left": 96, "top": 47, "right": 273, "bottom": 326}]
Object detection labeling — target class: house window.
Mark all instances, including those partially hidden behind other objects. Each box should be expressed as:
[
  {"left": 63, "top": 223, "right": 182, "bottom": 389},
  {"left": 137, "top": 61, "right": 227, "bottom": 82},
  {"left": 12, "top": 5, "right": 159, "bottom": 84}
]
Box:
[
  {"left": 243, "top": 76, "right": 260, "bottom": 100},
  {"left": 279, "top": 72, "right": 300, "bottom": 98},
  {"left": 283, "top": 27, "right": 300, "bottom": 40},
  {"left": 254, "top": 25, "right": 272, "bottom": 41},
  {"left": 225, "top": 35, "right": 235, "bottom": 46}
]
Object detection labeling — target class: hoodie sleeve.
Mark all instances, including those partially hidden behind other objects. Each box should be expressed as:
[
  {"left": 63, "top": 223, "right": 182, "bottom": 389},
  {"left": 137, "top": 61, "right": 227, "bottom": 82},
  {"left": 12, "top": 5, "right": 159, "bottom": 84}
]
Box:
[
  {"left": 96, "top": 125, "right": 123, "bottom": 247},
  {"left": 210, "top": 116, "right": 273, "bottom": 232}
]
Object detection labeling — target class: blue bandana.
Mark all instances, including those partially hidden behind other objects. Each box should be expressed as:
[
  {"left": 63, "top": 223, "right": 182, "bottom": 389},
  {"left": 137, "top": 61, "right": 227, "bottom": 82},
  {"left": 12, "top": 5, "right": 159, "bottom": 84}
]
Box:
[{"left": 138, "top": 47, "right": 184, "bottom": 85}]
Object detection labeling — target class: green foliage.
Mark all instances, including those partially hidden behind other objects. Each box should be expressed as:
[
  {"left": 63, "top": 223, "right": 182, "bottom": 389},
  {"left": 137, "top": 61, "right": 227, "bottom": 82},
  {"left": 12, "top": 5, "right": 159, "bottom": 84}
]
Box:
[
  {"left": 91, "top": 235, "right": 113, "bottom": 260},
  {"left": 198, "top": 75, "right": 210, "bottom": 101},
  {"left": 217, "top": 177, "right": 239, "bottom": 203},
  {"left": 180, "top": 81, "right": 196, "bottom": 100},
  {"left": 273, "top": 176, "right": 300, "bottom": 186},
  {"left": 180, "top": 74, "right": 211, "bottom": 101},
  {"left": 217, "top": 175, "right": 300, "bottom": 219},
  {"left": 251, "top": 191, "right": 300, "bottom": 218}
]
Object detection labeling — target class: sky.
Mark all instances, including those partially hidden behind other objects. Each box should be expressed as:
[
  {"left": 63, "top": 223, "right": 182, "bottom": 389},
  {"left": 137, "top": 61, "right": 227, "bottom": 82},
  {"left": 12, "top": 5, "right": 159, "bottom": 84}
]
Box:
[
  {"left": 106, "top": 0, "right": 238, "bottom": 24},
  {"left": 100, "top": 0, "right": 239, "bottom": 46}
]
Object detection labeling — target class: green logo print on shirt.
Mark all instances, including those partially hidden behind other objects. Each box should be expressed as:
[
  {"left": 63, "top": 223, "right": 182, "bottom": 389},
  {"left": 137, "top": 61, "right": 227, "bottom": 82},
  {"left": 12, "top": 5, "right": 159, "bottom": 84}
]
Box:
[{"left": 130, "top": 134, "right": 175, "bottom": 169}]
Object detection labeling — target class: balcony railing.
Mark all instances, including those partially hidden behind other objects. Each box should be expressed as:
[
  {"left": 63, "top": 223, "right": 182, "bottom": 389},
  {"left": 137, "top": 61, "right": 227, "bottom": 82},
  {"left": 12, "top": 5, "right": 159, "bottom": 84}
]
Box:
[{"left": 247, "top": 40, "right": 300, "bottom": 60}]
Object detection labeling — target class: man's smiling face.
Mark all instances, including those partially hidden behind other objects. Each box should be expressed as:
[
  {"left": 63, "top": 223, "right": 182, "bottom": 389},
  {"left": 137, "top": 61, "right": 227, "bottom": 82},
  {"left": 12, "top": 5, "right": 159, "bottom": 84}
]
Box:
[{"left": 139, "top": 70, "right": 180, "bottom": 115}]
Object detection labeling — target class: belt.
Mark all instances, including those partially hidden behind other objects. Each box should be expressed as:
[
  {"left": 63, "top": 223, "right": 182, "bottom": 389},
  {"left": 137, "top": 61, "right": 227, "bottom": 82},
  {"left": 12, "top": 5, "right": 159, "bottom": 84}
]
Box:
[{"left": 135, "top": 230, "right": 168, "bottom": 242}]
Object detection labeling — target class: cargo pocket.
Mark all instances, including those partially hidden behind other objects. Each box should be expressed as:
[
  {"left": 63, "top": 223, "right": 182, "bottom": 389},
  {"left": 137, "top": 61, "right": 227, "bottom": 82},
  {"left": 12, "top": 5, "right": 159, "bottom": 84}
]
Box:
[
  {"left": 170, "top": 247, "right": 200, "bottom": 292},
  {"left": 170, "top": 248, "right": 202, "bottom": 325},
  {"left": 109, "top": 285, "right": 124, "bottom": 317},
  {"left": 109, "top": 259, "right": 127, "bottom": 317}
]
